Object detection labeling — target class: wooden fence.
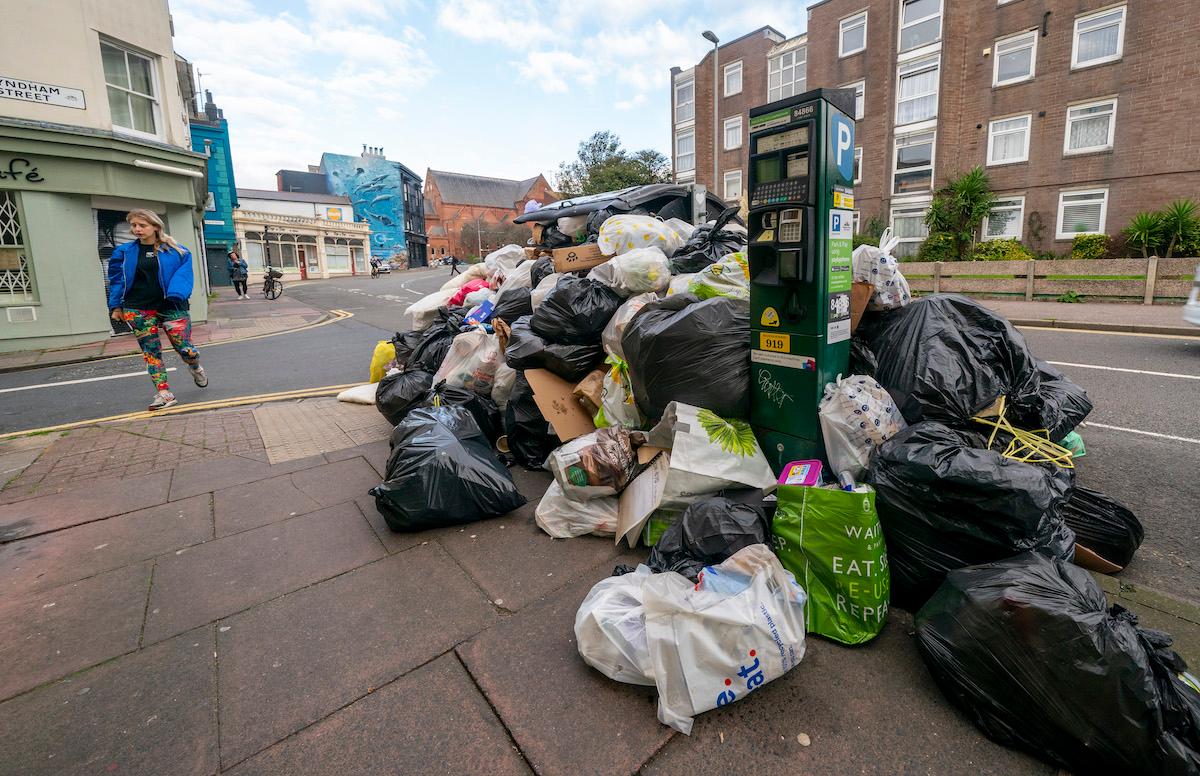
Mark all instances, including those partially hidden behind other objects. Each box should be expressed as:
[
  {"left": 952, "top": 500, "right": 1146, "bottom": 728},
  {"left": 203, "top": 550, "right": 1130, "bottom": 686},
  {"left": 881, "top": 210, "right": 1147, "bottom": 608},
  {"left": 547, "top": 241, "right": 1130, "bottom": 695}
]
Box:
[{"left": 899, "top": 257, "right": 1198, "bottom": 303}]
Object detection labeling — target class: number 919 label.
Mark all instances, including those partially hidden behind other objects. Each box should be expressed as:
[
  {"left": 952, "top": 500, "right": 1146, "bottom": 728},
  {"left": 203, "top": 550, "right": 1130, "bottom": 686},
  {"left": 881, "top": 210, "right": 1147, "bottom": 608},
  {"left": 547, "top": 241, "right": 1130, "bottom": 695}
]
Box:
[{"left": 759, "top": 333, "right": 790, "bottom": 353}]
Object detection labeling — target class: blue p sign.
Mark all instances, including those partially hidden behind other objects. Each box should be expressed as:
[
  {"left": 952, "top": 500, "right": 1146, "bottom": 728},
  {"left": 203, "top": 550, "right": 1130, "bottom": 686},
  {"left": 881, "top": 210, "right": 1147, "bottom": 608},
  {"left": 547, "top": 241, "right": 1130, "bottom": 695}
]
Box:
[{"left": 831, "top": 113, "right": 855, "bottom": 183}]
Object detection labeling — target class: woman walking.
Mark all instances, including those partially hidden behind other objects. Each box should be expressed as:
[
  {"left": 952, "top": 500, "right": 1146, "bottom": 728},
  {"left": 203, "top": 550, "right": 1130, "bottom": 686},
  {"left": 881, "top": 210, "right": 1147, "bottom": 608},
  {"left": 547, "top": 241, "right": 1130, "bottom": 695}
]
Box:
[
  {"left": 227, "top": 245, "right": 249, "bottom": 299},
  {"left": 107, "top": 209, "right": 208, "bottom": 410}
]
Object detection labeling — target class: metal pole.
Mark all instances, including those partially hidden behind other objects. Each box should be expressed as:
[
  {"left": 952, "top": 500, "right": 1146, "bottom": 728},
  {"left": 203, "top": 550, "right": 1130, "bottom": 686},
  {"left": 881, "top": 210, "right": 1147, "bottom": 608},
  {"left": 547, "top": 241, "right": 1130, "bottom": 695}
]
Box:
[{"left": 702, "top": 31, "right": 720, "bottom": 198}]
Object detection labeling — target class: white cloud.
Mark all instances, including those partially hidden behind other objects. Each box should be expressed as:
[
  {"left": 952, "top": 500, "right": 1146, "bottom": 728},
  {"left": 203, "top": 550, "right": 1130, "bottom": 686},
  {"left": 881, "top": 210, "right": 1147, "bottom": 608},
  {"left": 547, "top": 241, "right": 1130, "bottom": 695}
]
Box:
[
  {"left": 170, "top": 0, "right": 257, "bottom": 19},
  {"left": 614, "top": 93, "right": 647, "bottom": 111},
  {"left": 436, "top": 0, "right": 552, "bottom": 48},
  {"left": 515, "top": 50, "right": 595, "bottom": 93}
]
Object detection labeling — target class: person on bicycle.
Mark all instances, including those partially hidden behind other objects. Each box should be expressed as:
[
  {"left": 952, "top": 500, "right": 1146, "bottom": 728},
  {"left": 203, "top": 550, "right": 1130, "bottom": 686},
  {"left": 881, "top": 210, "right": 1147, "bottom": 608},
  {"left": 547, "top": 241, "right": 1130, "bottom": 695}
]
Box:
[
  {"left": 370, "top": 257, "right": 381, "bottom": 278},
  {"left": 107, "top": 209, "right": 208, "bottom": 411}
]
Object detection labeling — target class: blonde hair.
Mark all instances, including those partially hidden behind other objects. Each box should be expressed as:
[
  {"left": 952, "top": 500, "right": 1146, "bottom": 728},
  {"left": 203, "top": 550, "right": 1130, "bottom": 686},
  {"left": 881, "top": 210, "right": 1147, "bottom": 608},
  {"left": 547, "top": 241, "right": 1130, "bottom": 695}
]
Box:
[{"left": 126, "top": 209, "right": 182, "bottom": 253}]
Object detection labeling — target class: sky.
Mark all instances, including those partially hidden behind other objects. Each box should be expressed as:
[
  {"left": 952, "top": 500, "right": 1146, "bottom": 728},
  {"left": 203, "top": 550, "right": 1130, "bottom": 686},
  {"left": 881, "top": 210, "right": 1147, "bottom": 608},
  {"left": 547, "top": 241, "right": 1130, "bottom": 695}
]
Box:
[{"left": 171, "top": 0, "right": 815, "bottom": 189}]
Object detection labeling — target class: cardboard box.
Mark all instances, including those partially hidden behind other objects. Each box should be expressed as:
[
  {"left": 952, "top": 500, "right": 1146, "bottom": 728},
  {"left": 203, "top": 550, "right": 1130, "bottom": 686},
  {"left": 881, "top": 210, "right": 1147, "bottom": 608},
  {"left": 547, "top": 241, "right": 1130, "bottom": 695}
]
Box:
[
  {"left": 523, "top": 246, "right": 551, "bottom": 261},
  {"left": 573, "top": 369, "right": 607, "bottom": 416},
  {"left": 531, "top": 223, "right": 545, "bottom": 245},
  {"left": 524, "top": 368, "right": 595, "bottom": 443},
  {"left": 552, "top": 243, "right": 608, "bottom": 273},
  {"left": 616, "top": 451, "right": 670, "bottom": 547},
  {"left": 850, "top": 281, "right": 873, "bottom": 333}
]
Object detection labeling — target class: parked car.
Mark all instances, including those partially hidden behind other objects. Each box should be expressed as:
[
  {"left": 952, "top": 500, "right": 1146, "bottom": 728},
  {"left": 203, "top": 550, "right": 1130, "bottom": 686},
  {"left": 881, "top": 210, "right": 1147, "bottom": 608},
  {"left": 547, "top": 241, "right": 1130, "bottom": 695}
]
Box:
[
  {"left": 1184, "top": 263, "right": 1200, "bottom": 327},
  {"left": 376, "top": 262, "right": 391, "bottom": 274}
]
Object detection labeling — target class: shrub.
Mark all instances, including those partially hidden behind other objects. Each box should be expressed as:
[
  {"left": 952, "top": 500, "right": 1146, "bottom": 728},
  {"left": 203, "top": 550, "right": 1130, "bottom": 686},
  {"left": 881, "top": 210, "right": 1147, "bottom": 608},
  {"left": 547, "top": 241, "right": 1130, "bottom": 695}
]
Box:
[
  {"left": 853, "top": 233, "right": 879, "bottom": 249},
  {"left": 1159, "top": 199, "right": 1200, "bottom": 258},
  {"left": 1122, "top": 212, "right": 1164, "bottom": 258},
  {"left": 971, "top": 238, "right": 1033, "bottom": 262},
  {"left": 1070, "top": 234, "right": 1110, "bottom": 261},
  {"left": 1057, "top": 290, "right": 1082, "bottom": 303},
  {"left": 924, "top": 167, "right": 996, "bottom": 262},
  {"left": 917, "top": 232, "right": 958, "bottom": 263}
]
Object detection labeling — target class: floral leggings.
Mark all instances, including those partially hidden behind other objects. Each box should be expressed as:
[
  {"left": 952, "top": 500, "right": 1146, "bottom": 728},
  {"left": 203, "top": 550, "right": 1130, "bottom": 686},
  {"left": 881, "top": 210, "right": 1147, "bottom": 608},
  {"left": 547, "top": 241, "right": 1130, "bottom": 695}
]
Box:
[{"left": 122, "top": 309, "right": 199, "bottom": 392}]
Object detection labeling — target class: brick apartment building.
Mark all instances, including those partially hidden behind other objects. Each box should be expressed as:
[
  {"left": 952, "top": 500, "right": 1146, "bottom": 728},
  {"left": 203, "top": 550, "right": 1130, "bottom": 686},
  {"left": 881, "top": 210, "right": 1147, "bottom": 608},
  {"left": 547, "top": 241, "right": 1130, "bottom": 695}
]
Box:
[
  {"left": 673, "top": 1, "right": 1200, "bottom": 256},
  {"left": 424, "top": 170, "right": 557, "bottom": 259}
]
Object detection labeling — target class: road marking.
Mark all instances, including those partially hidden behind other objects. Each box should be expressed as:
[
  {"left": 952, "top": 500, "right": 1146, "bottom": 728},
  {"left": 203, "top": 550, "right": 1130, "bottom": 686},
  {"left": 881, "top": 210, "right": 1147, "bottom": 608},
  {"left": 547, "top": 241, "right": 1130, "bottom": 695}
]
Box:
[
  {"left": 1018, "top": 324, "right": 1199, "bottom": 341},
  {"left": 1046, "top": 361, "right": 1200, "bottom": 381},
  {"left": 0, "top": 368, "right": 177, "bottom": 394},
  {"left": 1081, "top": 422, "right": 1200, "bottom": 445},
  {"left": 0, "top": 383, "right": 360, "bottom": 441}
]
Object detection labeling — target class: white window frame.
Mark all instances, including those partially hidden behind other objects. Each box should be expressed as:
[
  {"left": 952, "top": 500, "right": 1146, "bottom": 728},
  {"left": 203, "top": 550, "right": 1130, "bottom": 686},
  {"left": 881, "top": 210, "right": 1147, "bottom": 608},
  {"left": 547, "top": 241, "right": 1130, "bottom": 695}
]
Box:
[
  {"left": 842, "top": 79, "right": 865, "bottom": 120},
  {"left": 723, "top": 116, "right": 743, "bottom": 151},
  {"left": 890, "top": 202, "right": 932, "bottom": 258},
  {"left": 1063, "top": 97, "right": 1117, "bottom": 155},
  {"left": 1056, "top": 188, "right": 1109, "bottom": 239},
  {"left": 899, "top": 0, "right": 943, "bottom": 54},
  {"left": 854, "top": 147, "right": 863, "bottom": 184},
  {"left": 993, "top": 30, "right": 1038, "bottom": 87},
  {"left": 767, "top": 47, "right": 807, "bottom": 102},
  {"left": 723, "top": 169, "right": 743, "bottom": 202},
  {"left": 895, "top": 55, "right": 940, "bottom": 127},
  {"left": 982, "top": 196, "right": 1025, "bottom": 240},
  {"left": 100, "top": 39, "right": 162, "bottom": 140},
  {"left": 674, "top": 77, "right": 695, "bottom": 125},
  {"left": 723, "top": 61, "right": 743, "bottom": 97},
  {"left": 987, "top": 113, "right": 1032, "bottom": 166},
  {"left": 839, "top": 11, "right": 867, "bottom": 58},
  {"left": 893, "top": 130, "right": 937, "bottom": 195},
  {"left": 675, "top": 129, "right": 695, "bottom": 175},
  {"left": 1072, "top": 5, "right": 1126, "bottom": 69}
]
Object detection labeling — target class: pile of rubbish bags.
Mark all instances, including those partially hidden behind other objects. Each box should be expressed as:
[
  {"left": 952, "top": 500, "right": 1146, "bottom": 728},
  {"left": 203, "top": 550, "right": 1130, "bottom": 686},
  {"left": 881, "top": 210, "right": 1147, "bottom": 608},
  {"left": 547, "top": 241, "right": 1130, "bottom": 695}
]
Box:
[{"left": 345, "top": 205, "right": 1195, "bottom": 765}]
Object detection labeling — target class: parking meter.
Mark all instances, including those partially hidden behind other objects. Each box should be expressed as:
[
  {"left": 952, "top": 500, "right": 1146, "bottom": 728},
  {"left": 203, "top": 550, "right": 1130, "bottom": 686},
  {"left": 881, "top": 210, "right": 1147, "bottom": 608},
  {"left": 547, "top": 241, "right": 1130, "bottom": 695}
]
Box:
[{"left": 747, "top": 88, "right": 856, "bottom": 471}]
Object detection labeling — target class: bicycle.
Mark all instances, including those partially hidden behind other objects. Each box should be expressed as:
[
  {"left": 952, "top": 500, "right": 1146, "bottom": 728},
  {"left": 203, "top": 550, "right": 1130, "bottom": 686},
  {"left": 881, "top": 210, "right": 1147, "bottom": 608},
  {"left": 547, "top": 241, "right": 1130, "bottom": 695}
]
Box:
[
  {"left": 370, "top": 263, "right": 380, "bottom": 279},
  {"left": 262, "top": 268, "right": 283, "bottom": 299}
]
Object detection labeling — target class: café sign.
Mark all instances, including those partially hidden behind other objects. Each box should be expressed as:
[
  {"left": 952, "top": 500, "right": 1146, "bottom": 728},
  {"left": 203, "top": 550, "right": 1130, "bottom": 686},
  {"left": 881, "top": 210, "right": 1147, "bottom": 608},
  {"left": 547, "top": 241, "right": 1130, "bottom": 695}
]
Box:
[{"left": 0, "top": 75, "right": 86, "bottom": 109}]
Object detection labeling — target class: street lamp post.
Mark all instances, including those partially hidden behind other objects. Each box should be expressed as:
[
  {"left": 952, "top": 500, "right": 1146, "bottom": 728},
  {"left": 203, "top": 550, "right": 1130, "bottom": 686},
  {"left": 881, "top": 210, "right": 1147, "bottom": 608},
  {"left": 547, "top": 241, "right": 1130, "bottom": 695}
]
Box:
[
  {"left": 262, "top": 224, "right": 271, "bottom": 271},
  {"left": 702, "top": 30, "right": 720, "bottom": 198}
]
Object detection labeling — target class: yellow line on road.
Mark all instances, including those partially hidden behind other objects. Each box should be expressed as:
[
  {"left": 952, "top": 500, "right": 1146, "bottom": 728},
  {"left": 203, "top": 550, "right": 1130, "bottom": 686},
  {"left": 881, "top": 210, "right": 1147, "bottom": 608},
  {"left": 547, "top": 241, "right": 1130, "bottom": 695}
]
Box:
[{"left": 0, "top": 382, "right": 361, "bottom": 441}]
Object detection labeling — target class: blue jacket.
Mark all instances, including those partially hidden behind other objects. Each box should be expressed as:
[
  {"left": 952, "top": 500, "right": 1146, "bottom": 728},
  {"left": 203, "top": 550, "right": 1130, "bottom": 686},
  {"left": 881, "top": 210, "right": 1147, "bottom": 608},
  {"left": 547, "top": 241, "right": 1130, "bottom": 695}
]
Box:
[{"left": 107, "top": 240, "right": 194, "bottom": 310}]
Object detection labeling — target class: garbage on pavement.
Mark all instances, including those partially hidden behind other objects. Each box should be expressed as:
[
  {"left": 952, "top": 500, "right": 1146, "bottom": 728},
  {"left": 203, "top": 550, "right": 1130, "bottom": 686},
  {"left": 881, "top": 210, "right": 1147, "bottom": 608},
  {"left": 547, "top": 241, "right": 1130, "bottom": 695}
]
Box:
[
  {"left": 370, "top": 405, "right": 525, "bottom": 532},
  {"left": 337, "top": 382, "right": 378, "bottom": 405},
  {"left": 641, "top": 496, "right": 771, "bottom": 581},
  {"left": 686, "top": 252, "right": 750, "bottom": 301},
  {"left": 668, "top": 206, "right": 747, "bottom": 274},
  {"left": 574, "top": 565, "right": 655, "bottom": 686},
  {"left": 369, "top": 340, "right": 396, "bottom": 383},
  {"left": 817, "top": 374, "right": 906, "bottom": 480},
  {"left": 586, "top": 247, "right": 672, "bottom": 296},
  {"left": 601, "top": 292, "right": 656, "bottom": 362},
  {"left": 535, "top": 481, "right": 618, "bottom": 539},
  {"left": 432, "top": 329, "right": 502, "bottom": 395},
  {"left": 916, "top": 552, "right": 1200, "bottom": 775},
  {"left": 547, "top": 426, "right": 637, "bottom": 501},
  {"left": 422, "top": 380, "right": 503, "bottom": 446},
  {"left": 530, "top": 276, "right": 623, "bottom": 345},
  {"left": 597, "top": 214, "right": 692, "bottom": 257},
  {"left": 503, "top": 316, "right": 604, "bottom": 383},
  {"left": 593, "top": 355, "right": 644, "bottom": 430},
  {"left": 850, "top": 228, "right": 911, "bottom": 311},
  {"left": 504, "top": 370, "right": 558, "bottom": 469},
  {"left": 1060, "top": 486, "right": 1144, "bottom": 571},
  {"left": 375, "top": 368, "right": 434, "bottom": 426}
]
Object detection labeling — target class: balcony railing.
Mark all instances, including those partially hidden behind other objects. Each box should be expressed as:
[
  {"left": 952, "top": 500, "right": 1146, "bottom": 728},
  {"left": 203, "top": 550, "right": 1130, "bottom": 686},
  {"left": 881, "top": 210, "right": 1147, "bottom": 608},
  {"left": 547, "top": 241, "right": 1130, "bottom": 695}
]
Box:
[{"left": 232, "top": 209, "right": 370, "bottom": 233}]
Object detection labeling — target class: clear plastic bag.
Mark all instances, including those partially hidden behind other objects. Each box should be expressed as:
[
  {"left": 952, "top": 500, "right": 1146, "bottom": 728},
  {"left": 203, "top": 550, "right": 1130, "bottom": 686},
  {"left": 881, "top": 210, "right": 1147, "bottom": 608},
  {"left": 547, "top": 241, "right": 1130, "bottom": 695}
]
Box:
[
  {"left": 598, "top": 215, "right": 692, "bottom": 257},
  {"left": 535, "top": 481, "right": 618, "bottom": 539},
  {"left": 574, "top": 565, "right": 655, "bottom": 686},
  {"left": 601, "top": 293, "right": 656, "bottom": 360},
  {"left": 432, "top": 329, "right": 502, "bottom": 396},
  {"left": 491, "top": 362, "right": 517, "bottom": 412},
  {"left": 594, "top": 355, "right": 646, "bottom": 430},
  {"left": 687, "top": 252, "right": 750, "bottom": 301},
  {"left": 530, "top": 272, "right": 561, "bottom": 309},
  {"left": 818, "top": 374, "right": 907, "bottom": 479},
  {"left": 587, "top": 247, "right": 671, "bottom": 296},
  {"left": 851, "top": 228, "right": 911, "bottom": 311}
]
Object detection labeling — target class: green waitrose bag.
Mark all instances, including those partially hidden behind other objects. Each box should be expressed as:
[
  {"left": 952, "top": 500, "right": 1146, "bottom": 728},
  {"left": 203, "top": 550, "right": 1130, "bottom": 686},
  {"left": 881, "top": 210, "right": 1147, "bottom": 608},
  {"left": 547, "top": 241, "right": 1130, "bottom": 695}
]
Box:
[{"left": 772, "top": 485, "right": 890, "bottom": 645}]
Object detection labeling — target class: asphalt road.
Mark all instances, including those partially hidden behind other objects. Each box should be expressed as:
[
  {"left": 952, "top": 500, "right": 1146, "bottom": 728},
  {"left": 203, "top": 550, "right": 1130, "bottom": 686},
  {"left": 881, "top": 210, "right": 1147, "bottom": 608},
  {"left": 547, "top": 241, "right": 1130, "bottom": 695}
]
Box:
[{"left": 1, "top": 269, "right": 1196, "bottom": 600}]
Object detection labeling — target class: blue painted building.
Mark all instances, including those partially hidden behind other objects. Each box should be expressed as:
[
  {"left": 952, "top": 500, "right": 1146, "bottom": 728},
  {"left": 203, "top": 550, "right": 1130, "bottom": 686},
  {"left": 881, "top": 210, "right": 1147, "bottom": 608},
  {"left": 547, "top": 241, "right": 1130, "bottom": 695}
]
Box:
[{"left": 189, "top": 90, "right": 240, "bottom": 283}]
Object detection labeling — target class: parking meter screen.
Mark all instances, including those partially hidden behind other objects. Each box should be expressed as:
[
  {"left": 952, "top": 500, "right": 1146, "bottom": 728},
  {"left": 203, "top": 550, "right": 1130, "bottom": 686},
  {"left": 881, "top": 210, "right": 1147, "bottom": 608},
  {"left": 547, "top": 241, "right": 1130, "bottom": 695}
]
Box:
[{"left": 756, "top": 157, "right": 782, "bottom": 183}]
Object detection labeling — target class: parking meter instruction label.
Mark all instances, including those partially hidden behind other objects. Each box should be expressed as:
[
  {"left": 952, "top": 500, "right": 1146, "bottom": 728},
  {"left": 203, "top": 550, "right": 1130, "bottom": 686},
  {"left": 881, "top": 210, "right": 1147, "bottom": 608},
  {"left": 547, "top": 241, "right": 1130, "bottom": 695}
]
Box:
[{"left": 827, "top": 210, "right": 853, "bottom": 344}]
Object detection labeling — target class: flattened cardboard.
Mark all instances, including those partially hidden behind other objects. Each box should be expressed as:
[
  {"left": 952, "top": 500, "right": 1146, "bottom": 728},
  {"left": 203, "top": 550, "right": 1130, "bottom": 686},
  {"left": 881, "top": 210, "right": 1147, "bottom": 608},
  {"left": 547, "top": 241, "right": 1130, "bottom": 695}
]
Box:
[
  {"left": 850, "top": 281, "right": 872, "bottom": 333},
  {"left": 616, "top": 451, "right": 670, "bottom": 547},
  {"left": 524, "top": 246, "right": 551, "bottom": 261},
  {"left": 525, "top": 368, "right": 595, "bottom": 442},
  {"left": 552, "top": 243, "right": 608, "bottom": 273},
  {"left": 532, "top": 223, "right": 545, "bottom": 245},
  {"left": 1072, "top": 543, "right": 1123, "bottom": 574},
  {"left": 573, "top": 369, "right": 607, "bottom": 416},
  {"left": 637, "top": 445, "right": 668, "bottom": 466}
]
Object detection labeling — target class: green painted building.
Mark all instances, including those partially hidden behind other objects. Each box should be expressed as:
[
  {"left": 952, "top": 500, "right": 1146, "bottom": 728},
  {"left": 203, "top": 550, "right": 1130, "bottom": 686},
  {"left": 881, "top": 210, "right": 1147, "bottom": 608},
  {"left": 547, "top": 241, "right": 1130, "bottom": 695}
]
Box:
[{"left": 0, "top": 117, "right": 208, "bottom": 353}]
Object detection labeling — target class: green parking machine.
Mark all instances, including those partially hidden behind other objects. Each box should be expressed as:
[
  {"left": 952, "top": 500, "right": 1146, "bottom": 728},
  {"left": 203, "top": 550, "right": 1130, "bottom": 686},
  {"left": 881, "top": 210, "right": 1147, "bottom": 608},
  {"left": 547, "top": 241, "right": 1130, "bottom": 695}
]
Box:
[{"left": 747, "top": 88, "right": 857, "bottom": 473}]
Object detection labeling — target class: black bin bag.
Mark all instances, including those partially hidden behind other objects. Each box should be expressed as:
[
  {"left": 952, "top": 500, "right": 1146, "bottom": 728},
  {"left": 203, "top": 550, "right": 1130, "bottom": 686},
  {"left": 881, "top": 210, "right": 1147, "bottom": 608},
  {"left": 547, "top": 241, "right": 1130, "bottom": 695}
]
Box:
[
  {"left": 371, "top": 405, "right": 526, "bottom": 532},
  {"left": 408, "top": 308, "right": 465, "bottom": 374},
  {"left": 916, "top": 552, "right": 1200, "bottom": 775},
  {"left": 646, "top": 497, "right": 771, "bottom": 581},
  {"left": 375, "top": 369, "right": 434, "bottom": 426},
  {"left": 668, "top": 206, "right": 746, "bottom": 274},
  {"left": 1033, "top": 360, "right": 1094, "bottom": 441},
  {"left": 1061, "top": 485, "right": 1144, "bottom": 568},
  {"left": 529, "top": 256, "right": 554, "bottom": 289},
  {"left": 865, "top": 421, "right": 1076, "bottom": 608},
  {"left": 504, "top": 370, "right": 558, "bottom": 469},
  {"left": 529, "top": 276, "right": 623, "bottom": 345},
  {"left": 621, "top": 294, "right": 750, "bottom": 421},
  {"left": 422, "top": 380, "right": 502, "bottom": 445},
  {"left": 492, "top": 287, "right": 533, "bottom": 324},
  {"left": 504, "top": 316, "right": 605, "bottom": 382}
]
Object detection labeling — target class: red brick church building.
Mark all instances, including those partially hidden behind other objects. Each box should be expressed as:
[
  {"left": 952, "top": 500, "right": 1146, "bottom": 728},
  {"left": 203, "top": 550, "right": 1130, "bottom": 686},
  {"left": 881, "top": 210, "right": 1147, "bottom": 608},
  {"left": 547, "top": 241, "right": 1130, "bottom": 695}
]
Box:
[{"left": 424, "top": 170, "right": 558, "bottom": 259}]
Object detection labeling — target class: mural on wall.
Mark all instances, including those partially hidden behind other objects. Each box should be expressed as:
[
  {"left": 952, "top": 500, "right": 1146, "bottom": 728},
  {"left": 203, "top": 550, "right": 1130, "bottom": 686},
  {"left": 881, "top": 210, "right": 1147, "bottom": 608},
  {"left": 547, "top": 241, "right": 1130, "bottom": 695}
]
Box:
[{"left": 320, "top": 153, "right": 406, "bottom": 258}]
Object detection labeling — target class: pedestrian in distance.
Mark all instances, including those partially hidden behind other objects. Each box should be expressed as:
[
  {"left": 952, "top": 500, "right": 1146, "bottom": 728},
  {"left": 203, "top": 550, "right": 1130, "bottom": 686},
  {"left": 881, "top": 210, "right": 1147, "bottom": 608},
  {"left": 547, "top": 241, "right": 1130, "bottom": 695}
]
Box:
[
  {"left": 107, "top": 209, "right": 208, "bottom": 411},
  {"left": 448, "top": 255, "right": 460, "bottom": 276},
  {"left": 227, "top": 244, "right": 249, "bottom": 299}
]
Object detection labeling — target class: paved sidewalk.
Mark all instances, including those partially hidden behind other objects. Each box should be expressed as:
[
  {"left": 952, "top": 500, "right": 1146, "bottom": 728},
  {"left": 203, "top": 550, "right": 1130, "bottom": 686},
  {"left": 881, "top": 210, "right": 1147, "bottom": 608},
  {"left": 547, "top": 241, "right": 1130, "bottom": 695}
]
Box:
[
  {"left": 981, "top": 298, "right": 1196, "bottom": 336},
  {"left": 0, "top": 401, "right": 1197, "bottom": 775},
  {"left": 0, "top": 287, "right": 331, "bottom": 374}
]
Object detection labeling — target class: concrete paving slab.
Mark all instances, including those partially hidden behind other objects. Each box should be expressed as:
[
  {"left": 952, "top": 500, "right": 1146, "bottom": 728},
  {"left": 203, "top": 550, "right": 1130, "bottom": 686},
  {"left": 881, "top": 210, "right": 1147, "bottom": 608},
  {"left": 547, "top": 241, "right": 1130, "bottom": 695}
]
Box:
[
  {"left": 225, "top": 653, "right": 529, "bottom": 776},
  {"left": 168, "top": 453, "right": 328, "bottom": 501},
  {"left": 217, "top": 544, "right": 496, "bottom": 765},
  {"left": 0, "top": 493, "right": 211, "bottom": 596},
  {"left": 353, "top": 495, "right": 425, "bottom": 554},
  {"left": 0, "top": 626, "right": 217, "bottom": 776},
  {"left": 457, "top": 562, "right": 670, "bottom": 776},
  {"left": 0, "top": 469, "right": 172, "bottom": 541},
  {"left": 641, "top": 611, "right": 1053, "bottom": 776},
  {"left": 213, "top": 472, "right": 321, "bottom": 537},
  {"left": 289, "top": 457, "right": 382, "bottom": 507},
  {"left": 144, "top": 503, "right": 384, "bottom": 644},
  {"left": 325, "top": 438, "right": 391, "bottom": 478},
  {"left": 0, "top": 562, "right": 151, "bottom": 702},
  {"left": 508, "top": 466, "right": 554, "bottom": 500}
]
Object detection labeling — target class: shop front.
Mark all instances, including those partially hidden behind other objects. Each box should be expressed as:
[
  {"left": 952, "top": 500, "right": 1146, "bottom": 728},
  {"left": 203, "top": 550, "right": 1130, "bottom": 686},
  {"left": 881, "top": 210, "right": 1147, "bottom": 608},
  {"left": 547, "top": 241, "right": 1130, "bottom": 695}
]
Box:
[{"left": 232, "top": 209, "right": 371, "bottom": 280}]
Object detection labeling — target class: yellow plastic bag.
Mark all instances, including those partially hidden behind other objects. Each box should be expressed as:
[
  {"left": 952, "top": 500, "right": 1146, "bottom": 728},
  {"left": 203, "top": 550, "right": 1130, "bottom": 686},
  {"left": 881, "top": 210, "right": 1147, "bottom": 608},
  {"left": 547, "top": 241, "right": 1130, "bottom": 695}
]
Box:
[{"left": 369, "top": 340, "right": 396, "bottom": 383}]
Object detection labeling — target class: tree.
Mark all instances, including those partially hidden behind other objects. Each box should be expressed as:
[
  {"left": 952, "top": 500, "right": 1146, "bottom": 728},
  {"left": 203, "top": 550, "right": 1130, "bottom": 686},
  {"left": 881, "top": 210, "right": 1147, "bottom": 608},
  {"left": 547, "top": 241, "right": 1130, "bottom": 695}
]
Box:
[
  {"left": 456, "top": 215, "right": 531, "bottom": 260},
  {"left": 924, "top": 167, "right": 996, "bottom": 261},
  {"left": 1159, "top": 199, "right": 1200, "bottom": 258},
  {"left": 1122, "top": 212, "right": 1164, "bottom": 258},
  {"left": 556, "top": 131, "right": 671, "bottom": 197}
]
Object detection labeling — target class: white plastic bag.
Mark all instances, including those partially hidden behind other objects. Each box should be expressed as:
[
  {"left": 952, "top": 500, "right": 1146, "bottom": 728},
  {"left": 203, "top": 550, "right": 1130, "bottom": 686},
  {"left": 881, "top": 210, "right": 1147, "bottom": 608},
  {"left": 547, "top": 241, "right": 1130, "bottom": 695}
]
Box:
[
  {"left": 463, "top": 287, "right": 493, "bottom": 307},
  {"left": 574, "top": 565, "right": 655, "bottom": 686},
  {"left": 851, "top": 228, "right": 911, "bottom": 311},
  {"left": 666, "top": 272, "right": 698, "bottom": 296},
  {"left": 405, "top": 287, "right": 456, "bottom": 328},
  {"left": 586, "top": 247, "right": 671, "bottom": 297},
  {"left": 643, "top": 544, "right": 808, "bottom": 734},
  {"left": 491, "top": 362, "right": 517, "bottom": 411},
  {"left": 557, "top": 214, "right": 588, "bottom": 241},
  {"left": 530, "top": 272, "right": 561, "bottom": 309},
  {"left": 598, "top": 215, "right": 692, "bottom": 257},
  {"left": 336, "top": 382, "right": 378, "bottom": 405},
  {"left": 483, "top": 244, "right": 525, "bottom": 278},
  {"left": 547, "top": 427, "right": 636, "bottom": 502},
  {"left": 438, "top": 261, "right": 488, "bottom": 292},
  {"left": 535, "top": 481, "right": 618, "bottom": 539},
  {"left": 818, "top": 374, "right": 906, "bottom": 479},
  {"left": 687, "top": 252, "right": 750, "bottom": 301},
  {"left": 496, "top": 259, "right": 535, "bottom": 296},
  {"left": 601, "top": 293, "right": 656, "bottom": 360},
  {"left": 432, "top": 329, "right": 502, "bottom": 395},
  {"left": 595, "top": 356, "right": 645, "bottom": 430}
]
